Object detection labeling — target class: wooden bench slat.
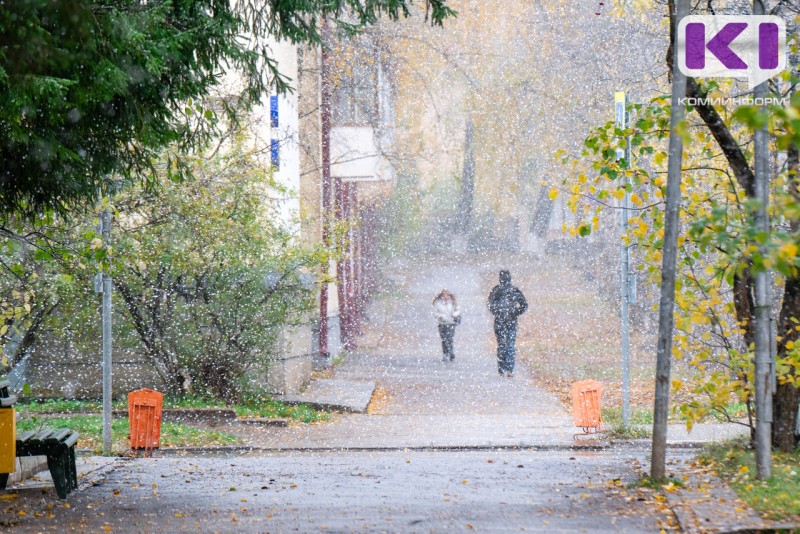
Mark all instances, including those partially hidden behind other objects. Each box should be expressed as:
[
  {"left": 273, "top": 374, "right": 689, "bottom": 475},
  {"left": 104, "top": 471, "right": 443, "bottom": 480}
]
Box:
[
  {"left": 45, "top": 428, "right": 71, "bottom": 443},
  {"left": 63, "top": 432, "right": 79, "bottom": 448},
  {"left": 16, "top": 430, "right": 36, "bottom": 444},
  {"left": 33, "top": 429, "right": 54, "bottom": 442},
  {"left": 6, "top": 426, "right": 79, "bottom": 500}
]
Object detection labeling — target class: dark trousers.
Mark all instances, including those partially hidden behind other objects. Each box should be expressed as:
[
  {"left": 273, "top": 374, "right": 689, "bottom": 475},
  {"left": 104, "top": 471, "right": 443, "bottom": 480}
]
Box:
[
  {"left": 438, "top": 323, "right": 456, "bottom": 360},
  {"left": 494, "top": 322, "right": 517, "bottom": 373}
]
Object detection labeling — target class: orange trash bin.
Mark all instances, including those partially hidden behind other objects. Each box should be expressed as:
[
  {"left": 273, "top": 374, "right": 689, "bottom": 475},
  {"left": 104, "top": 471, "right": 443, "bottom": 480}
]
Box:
[
  {"left": 571, "top": 380, "right": 603, "bottom": 434},
  {"left": 128, "top": 388, "right": 163, "bottom": 456}
]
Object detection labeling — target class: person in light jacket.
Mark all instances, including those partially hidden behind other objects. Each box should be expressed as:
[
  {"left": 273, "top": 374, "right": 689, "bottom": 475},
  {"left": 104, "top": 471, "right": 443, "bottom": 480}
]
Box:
[{"left": 432, "top": 289, "right": 461, "bottom": 362}]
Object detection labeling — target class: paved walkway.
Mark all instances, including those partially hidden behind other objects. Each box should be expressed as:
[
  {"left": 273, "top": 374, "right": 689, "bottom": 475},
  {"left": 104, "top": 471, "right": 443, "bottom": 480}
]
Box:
[
  {"left": 238, "top": 255, "right": 576, "bottom": 449},
  {"left": 1, "top": 254, "right": 776, "bottom": 533},
  {"left": 3, "top": 450, "right": 679, "bottom": 532},
  {"left": 237, "top": 254, "right": 748, "bottom": 450}
]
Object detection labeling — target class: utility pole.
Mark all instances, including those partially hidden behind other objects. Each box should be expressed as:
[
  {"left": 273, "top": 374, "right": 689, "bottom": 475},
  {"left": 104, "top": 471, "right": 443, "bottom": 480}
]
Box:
[
  {"left": 319, "top": 21, "right": 332, "bottom": 361},
  {"left": 651, "top": 0, "right": 689, "bottom": 481},
  {"left": 615, "top": 91, "right": 633, "bottom": 429},
  {"left": 100, "top": 206, "right": 113, "bottom": 455},
  {"left": 752, "top": 0, "right": 774, "bottom": 480}
]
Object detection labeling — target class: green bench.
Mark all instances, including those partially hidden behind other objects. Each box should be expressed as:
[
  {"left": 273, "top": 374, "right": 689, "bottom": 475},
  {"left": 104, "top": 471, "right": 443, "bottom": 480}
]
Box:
[
  {"left": 0, "top": 428, "right": 80, "bottom": 499},
  {"left": 0, "top": 380, "right": 79, "bottom": 499}
]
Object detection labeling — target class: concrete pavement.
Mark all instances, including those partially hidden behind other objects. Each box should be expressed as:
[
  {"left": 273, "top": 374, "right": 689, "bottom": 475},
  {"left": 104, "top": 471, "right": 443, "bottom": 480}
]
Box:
[
  {"left": 2, "top": 450, "right": 682, "bottom": 532},
  {"left": 234, "top": 254, "right": 747, "bottom": 451},
  {"left": 0, "top": 253, "right": 767, "bottom": 532}
]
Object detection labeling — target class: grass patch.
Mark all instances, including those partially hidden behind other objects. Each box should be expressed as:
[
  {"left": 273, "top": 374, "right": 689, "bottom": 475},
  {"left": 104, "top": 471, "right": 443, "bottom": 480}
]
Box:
[
  {"left": 709, "top": 402, "right": 750, "bottom": 423},
  {"left": 234, "top": 400, "right": 327, "bottom": 423},
  {"left": 16, "top": 415, "right": 240, "bottom": 453},
  {"left": 596, "top": 407, "right": 654, "bottom": 439},
  {"left": 602, "top": 406, "right": 654, "bottom": 426},
  {"left": 700, "top": 444, "right": 800, "bottom": 521},
  {"left": 163, "top": 396, "right": 227, "bottom": 409},
  {"left": 16, "top": 393, "right": 328, "bottom": 424},
  {"left": 16, "top": 398, "right": 118, "bottom": 413},
  {"left": 603, "top": 424, "right": 653, "bottom": 440}
]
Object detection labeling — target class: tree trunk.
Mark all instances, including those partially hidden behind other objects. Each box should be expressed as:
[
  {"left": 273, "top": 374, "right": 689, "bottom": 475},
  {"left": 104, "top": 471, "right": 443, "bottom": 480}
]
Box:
[
  {"left": 458, "top": 117, "right": 475, "bottom": 233},
  {"left": 775, "top": 273, "right": 800, "bottom": 450},
  {"left": 666, "top": 3, "right": 799, "bottom": 449},
  {"left": 773, "top": 144, "right": 800, "bottom": 451},
  {"left": 10, "top": 301, "right": 59, "bottom": 366},
  {"left": 733, "top": 269, "right": 756, "bottom": 349}
]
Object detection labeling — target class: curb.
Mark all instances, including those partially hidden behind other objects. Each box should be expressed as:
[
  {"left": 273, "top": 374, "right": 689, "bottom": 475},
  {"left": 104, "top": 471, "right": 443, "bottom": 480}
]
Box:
[
  {"left": 70, "top": 439, "right": 718, "bottom": 456},
  {"left": 124, "top": 441, "right": 711, "bottom": 455},
  {"left": 70, "top": 440, "right": 721, "bottom": 456},
  {"left": 76, "top": 457, "right": 121, "bottom": 490}
]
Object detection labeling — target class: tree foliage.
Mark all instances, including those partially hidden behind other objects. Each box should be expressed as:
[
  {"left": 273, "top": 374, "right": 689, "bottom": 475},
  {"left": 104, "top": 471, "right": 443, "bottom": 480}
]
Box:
[
  {"left": 560, "top": 81, "right": 800, "bottom": 448},
  {"left": 0, "top": 0, "right": 455, "bottom": 220},
  {"left": 555, "top": 0, "right": 800, "bottom": 451},
  {"left": 1, "top": 130, "right": 328, "bottom": 399},
  {"left": 109, "top": 137, "right": 325, "bottom": 398}
]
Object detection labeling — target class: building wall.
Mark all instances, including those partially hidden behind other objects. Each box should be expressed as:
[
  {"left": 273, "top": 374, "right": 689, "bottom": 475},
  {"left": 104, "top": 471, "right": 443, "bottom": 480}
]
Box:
[
  {"left": 270, "top": 40, "right": 302, "bottom": 232},
  {"left": 297, "top": 44, "right": 343, "bottom": 358},
  {"left": 298, "top": 45, "right": 324, "bottom": 248}
]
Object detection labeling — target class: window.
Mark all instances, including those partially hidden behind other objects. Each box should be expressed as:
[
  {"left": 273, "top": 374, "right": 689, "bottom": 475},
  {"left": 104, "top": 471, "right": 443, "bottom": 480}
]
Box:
[
  {"left": 270, "top": 95, "right": 279, "bottom": 127},
  {"left": 332, "top": 52, "right": 377, "bottom": 125},
  {"left": 271, "top": 139, "right": 280, "bottom": 170}
]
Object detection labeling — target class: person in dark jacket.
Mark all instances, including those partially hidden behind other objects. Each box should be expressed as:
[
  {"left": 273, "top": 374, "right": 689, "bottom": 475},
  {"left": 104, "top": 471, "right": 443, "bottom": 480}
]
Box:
[{"left": 487, "top": 270, "right": 528, "bottom": 377}]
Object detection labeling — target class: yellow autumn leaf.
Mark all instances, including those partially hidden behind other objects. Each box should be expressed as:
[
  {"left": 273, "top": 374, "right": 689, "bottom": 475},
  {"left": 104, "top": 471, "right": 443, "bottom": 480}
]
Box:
[
  {"left": 636, "top": 218, "right": 648, "bottom": 236},
  {"left": 779, "top": 242, "right": 798, "bottom": 260},
  {"left": 549, "top": 188, "right": 558, "bottom": 200}
]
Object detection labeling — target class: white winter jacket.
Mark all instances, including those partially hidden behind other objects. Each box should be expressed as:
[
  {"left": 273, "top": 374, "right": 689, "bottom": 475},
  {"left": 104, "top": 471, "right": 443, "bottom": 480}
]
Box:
[{"left": 433, "top": 299, "right": 461, "bottom": 325}]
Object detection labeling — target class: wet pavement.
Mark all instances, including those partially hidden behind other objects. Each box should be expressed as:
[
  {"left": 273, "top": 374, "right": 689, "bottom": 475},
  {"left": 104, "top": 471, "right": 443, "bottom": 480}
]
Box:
[
  {"left": 3, "top": 449, "right": 683, "bottom": 532},
  {"left": 0, "top": 254, "right": 754, "bottom": 531},
  {"left": 234, "top": 254, "right": 577, "bottom": 450},
  {"left": 232, "top": 253, "right": 746, "bottom": 450}
]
